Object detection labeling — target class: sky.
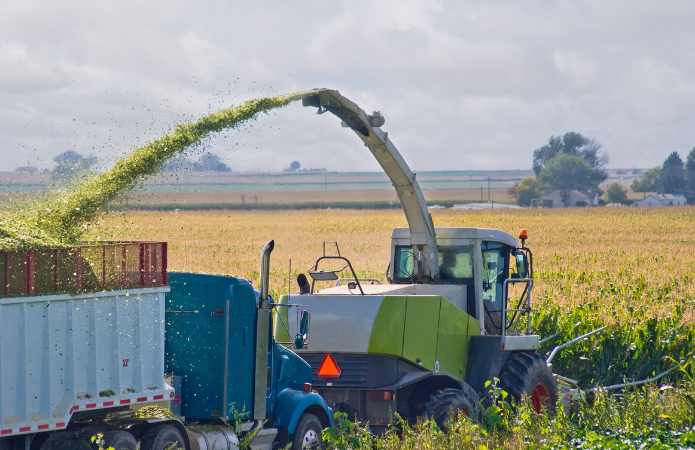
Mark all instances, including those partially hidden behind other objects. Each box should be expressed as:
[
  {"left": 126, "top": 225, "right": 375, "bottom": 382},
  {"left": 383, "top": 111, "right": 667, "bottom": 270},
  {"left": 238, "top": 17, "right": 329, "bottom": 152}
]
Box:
[{"left": 2, "top": 1, "right": 695, "bottom": 173}]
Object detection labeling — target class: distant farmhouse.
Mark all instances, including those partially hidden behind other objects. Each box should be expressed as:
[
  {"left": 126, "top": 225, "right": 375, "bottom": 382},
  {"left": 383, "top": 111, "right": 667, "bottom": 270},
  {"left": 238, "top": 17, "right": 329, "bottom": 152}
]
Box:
[
  {"left": 632, "top": 194, "right": 687, "bottom": 207},
  {"left": 534, "top": 190, "right": 600, "bottom": 208},
  {"left": 14, "top": 166, "right": 38, "bottom": 173}
]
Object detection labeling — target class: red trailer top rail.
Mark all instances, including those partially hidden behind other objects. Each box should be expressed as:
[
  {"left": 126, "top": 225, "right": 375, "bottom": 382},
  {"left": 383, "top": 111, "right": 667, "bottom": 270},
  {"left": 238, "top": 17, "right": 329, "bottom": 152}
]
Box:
[{"left": 0, "top": 242, "right": 167, "bottom": 297}]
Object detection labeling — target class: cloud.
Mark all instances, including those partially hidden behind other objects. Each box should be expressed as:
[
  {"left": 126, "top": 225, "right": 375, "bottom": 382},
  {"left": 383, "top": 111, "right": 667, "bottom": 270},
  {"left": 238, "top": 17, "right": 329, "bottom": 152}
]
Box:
[{"left": 2, "top": 0, "right": 695, "bottom": 173}]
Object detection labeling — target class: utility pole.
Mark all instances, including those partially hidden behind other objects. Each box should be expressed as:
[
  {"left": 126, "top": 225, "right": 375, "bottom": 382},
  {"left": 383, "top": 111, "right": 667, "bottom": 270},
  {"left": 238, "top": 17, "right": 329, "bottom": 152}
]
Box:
[{"left": 488, "top": 177, "right": 491, "bottom": 203}]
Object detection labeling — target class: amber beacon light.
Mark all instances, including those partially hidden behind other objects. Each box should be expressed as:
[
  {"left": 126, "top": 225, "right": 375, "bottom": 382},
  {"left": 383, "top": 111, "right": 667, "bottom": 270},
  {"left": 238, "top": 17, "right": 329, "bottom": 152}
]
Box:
[{"left": 519, "top": 229, "right": 528, "bottom": 247}]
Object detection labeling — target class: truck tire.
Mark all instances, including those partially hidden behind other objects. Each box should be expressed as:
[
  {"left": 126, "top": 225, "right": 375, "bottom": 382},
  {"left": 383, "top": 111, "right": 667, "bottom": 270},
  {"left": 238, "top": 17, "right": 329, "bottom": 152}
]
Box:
[
  {"left": 140, "top": 425, "right": 186, "bottom": 450},
  {"left": 291, "top": 413, "right": 323, "bottom": 449},
  {"left": 424, "top": 388, "right": 480, "bottom": 430},
  {"left": 102, "top": 431, "right": 138, "bottom": 450},
  {"left": 499, "top": 351, "right": 558, "bottom": 414}
]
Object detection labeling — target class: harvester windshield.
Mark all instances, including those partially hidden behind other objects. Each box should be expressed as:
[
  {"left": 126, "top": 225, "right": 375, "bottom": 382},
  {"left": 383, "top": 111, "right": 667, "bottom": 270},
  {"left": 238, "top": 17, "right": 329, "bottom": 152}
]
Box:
[
  {"left": 393, "top": 245, "right": 474, "bottom": 283},
  {"left": 437, "top": 246, "right": 474, "bottom": 280}
]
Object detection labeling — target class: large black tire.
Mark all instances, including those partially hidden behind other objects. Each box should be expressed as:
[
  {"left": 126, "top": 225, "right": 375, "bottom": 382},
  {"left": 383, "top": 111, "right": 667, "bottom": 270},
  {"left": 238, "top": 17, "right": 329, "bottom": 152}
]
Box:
[
  {"left": 291, "top": 413, "right": 323, "bottom": 449},
  {"left": 140, "top": 425, "right": 186, "bottom": 450},
  {"left": 423, "top": 388, "right": 480, "bottom": 430},
  {"left": 499, "top": 351, "right": 558, "bottom": 414},
  {"left": 102, "top": 431, "right": 138, "bottom": 450}
]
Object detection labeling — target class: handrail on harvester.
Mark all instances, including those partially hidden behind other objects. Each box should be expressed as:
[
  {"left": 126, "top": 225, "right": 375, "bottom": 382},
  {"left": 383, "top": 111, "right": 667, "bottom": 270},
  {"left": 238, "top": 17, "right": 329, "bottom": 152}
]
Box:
[{"left": 302, "top": 90, "right": 439, "bottom": 283}]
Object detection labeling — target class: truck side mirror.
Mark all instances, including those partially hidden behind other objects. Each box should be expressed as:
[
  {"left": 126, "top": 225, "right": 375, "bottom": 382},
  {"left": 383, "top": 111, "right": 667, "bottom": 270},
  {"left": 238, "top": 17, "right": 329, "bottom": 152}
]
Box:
[
  {"left": 515, "top": 252, "right": 529, "bottom": 279},
  {"left": 295, "top": 310, "right": 310, "bottom": 349}
]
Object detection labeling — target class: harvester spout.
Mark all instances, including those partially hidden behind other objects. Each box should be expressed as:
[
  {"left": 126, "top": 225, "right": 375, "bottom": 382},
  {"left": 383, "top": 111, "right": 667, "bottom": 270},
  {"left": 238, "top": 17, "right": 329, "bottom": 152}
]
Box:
[{"left": 302, "top": 89, "right": 439, "bottom": 283}]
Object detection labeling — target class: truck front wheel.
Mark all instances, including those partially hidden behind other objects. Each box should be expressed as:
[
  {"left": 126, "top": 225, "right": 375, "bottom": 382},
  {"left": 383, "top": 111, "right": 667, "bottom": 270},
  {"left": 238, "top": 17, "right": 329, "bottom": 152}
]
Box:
[
  {"left": 291, "top": 413, "right": 323, "bottom": 449},
  {"left": 499, "top": 351, "right": 558, "bottom": 414},
  {"left": 424, "top": 388, "right": 480, "bottom": 430},
  {"left": 140, "top": 425, "right": 186, "bottom": 450}
]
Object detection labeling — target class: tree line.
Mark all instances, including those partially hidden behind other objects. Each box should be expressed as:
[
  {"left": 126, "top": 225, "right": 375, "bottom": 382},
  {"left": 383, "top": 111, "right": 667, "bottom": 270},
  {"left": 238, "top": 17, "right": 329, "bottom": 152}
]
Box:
[
  {"left": 510, "top": 132, "right": 609, "bottom": 206},
  {"left": 511, "top": 132, "right": 695, "bottom": 206},
  {"left": 630, "top": 151, "right": 695, "bottom": 202},
  {"left": 46, "top": 150, "right": 230, "bottom": 181}
]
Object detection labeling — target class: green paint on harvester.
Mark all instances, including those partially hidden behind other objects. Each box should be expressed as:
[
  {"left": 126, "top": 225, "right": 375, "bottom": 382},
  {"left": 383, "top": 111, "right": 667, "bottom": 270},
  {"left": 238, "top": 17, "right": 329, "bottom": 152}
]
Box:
[
  {"left": 402, "top": 296, "right": 441, "bottom": 371},
  {"left": 0, "top": 90, "right": 320, "bottom": 250},
  {"left": 368, "top": 296, "right": 406, "bottom": 355},
  {"left": 275, "top": 295, "right": 292, "bottom": 344},
  {"left": 435, "top": 299, "right": 470, "bottom": 377}
]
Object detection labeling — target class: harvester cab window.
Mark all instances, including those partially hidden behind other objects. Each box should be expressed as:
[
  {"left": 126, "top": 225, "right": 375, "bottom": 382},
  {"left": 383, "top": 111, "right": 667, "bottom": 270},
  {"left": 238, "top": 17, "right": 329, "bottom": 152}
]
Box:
[
  {"left": 437, "top": 245, "right": 473, "bottom": 280},
  {"left": 393, "top": 245, "right": 414, "bottom": 281},
  {"left": 481, "top": 241, "right": 510, "bottom": 333}
]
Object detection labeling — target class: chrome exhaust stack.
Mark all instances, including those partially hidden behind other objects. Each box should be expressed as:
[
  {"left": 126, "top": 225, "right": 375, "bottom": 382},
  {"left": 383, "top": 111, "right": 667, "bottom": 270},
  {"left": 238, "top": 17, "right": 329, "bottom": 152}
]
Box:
[
  {"left": 254, "top": 240, "right": 274, "bottom": 420},
  {"left": 259, "top": 240, "right": 274, "bottom": 309}
]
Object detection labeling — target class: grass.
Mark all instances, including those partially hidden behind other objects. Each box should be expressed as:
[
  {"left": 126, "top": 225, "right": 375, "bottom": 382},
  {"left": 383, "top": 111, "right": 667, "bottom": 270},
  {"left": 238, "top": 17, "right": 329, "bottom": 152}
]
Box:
[{"left": 321, "top": 383, "right": 695, "bottom": 449}]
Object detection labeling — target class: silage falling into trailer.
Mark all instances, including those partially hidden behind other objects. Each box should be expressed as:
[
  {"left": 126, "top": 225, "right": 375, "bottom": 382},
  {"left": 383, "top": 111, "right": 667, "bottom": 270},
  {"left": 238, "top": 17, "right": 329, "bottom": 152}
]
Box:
[{"left": 0, "top": 89, "right": 320, "bottom": 250}]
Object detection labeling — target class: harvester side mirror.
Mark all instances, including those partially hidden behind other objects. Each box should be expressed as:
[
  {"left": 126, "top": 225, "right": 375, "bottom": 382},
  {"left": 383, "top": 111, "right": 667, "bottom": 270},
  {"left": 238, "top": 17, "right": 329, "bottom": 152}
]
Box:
[
  {"left": 516, "top": 252, "right": 529, "bottom": 279},
  {"left": 295, "top": 310, "right": 310, "bottom": 349}
]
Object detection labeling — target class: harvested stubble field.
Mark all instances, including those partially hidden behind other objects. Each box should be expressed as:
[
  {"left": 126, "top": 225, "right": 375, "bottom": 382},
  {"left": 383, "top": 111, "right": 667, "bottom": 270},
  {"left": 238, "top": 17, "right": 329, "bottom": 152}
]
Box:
[{"left": 89, "top": 206, "right": 695, "bottom": 448}]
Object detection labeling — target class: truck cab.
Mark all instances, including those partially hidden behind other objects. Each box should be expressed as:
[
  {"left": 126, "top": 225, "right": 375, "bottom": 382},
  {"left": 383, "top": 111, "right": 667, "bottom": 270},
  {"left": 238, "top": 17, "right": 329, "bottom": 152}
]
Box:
[{"left": 166, "top": 256, "right": 333, "bottom": 450}]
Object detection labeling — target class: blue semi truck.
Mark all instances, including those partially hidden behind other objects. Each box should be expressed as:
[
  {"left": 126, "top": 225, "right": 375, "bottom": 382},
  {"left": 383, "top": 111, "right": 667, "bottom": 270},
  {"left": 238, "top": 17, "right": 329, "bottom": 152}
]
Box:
[
  {"left": 166, "top": 241, "right": 333, "bottom": 450},
  {"left": 0, "top": 240, "right": 331, "bottom": 450}
]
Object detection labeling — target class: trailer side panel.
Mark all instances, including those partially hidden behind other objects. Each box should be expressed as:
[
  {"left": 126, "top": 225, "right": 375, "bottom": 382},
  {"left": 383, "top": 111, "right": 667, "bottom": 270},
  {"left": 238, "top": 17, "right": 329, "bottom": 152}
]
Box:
[{"left": 0, "top": 287, "right": 171, "bottom": 437}]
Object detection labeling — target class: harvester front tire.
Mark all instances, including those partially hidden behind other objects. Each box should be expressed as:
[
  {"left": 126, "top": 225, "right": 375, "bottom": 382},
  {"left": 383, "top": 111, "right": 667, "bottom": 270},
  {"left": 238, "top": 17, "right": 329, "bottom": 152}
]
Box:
[
  {"left": 140, "top": 424, "right": 186, "bottom": 450},
  {"left": 424, "top": 388, "right": 480, "bottom": 430},
  {"left": 291, "top": 413, "right": 324, "bottom": 449},
  {"left": 499, "top": 351, "right": 558, "bottom": 414}
]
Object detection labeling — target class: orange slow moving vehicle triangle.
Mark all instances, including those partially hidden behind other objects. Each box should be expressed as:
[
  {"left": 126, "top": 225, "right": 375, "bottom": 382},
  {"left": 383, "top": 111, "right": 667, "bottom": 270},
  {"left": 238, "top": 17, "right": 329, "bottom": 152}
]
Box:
[{"left": 317, "top": 354, "right": 341, "bottom": 378}]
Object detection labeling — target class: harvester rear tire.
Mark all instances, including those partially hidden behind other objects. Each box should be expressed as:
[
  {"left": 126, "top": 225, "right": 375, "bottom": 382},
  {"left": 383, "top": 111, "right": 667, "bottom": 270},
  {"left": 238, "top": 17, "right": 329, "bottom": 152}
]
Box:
[
  {"left": 499, "top": 351, "right": 558, "bottom": 414},
  {"left": 423, "top": 388, "right": 480, "bottom": 430}
]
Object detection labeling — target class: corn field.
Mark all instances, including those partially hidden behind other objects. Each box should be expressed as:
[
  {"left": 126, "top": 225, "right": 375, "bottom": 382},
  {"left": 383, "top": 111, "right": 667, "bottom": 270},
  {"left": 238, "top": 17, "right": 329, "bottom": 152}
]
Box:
[{"left": 88, "top": 206, "right": 695, "bottom": 448}]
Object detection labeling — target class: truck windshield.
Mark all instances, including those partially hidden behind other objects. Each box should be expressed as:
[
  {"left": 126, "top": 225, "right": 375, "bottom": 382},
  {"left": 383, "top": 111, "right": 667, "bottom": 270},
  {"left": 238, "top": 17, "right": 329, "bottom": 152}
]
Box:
[{"left": 437, "top": 245, "right": 473, "bottom": 281}]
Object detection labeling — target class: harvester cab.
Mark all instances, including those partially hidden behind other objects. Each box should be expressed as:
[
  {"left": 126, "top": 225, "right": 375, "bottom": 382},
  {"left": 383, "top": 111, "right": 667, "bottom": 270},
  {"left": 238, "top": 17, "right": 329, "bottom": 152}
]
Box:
[
  {"left": 275, "top": 89, "right": 558, "bottom": 431},
  {"left": 388, "top": 227, "right": 534, "bottom": 339}
]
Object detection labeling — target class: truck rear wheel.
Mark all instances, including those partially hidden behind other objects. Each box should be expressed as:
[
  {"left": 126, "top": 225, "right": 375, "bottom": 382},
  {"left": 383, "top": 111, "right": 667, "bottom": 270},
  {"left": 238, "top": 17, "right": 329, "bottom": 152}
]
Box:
[
  {"left": 499, "top": 352, "right": 558, "bottom": 414},
  {"left": 140, "top": 425, "right": 186, "bottom": 450},
  {"left": 291, "top": 413, "right": 323, "bottom": 449},
  {"left": 102, "top": 431, "right": 138, "bottom": 450},
  {"left": 424, "top": 388, "right": 480, "bottom": 430}
]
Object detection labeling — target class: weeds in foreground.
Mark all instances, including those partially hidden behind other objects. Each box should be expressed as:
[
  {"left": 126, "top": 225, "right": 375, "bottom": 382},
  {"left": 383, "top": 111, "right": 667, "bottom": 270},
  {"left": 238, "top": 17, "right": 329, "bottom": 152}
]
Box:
[
  {"left": 322, "top": 380, "right": 695, "bottom": 449},
  {"left": 91, "top": 433, "right": 115, "bottom": 450}
]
